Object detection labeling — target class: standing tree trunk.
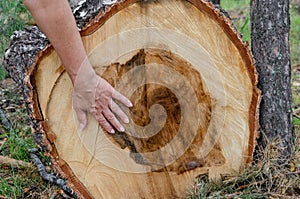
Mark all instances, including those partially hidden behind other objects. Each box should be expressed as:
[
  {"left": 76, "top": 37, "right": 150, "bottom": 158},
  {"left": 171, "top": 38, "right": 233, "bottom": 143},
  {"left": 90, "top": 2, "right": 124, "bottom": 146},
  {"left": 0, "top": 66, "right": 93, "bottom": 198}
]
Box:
[{"left": 250, "top": 0, "right": 294, "bottom": 158}]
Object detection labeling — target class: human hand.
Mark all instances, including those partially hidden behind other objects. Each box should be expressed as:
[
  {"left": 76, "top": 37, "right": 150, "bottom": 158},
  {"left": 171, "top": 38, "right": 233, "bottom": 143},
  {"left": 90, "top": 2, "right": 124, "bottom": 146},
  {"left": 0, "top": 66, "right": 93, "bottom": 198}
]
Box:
[{"left": 72, "top": 59, "right": 132, "bottom": 133}]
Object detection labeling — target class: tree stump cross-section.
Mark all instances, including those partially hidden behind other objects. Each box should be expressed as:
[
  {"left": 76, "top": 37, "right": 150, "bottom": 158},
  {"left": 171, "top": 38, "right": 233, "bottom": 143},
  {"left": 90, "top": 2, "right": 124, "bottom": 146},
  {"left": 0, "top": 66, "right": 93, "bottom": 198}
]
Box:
[{"left": 3, "top": 0, "right": 260, "bottom": 198}]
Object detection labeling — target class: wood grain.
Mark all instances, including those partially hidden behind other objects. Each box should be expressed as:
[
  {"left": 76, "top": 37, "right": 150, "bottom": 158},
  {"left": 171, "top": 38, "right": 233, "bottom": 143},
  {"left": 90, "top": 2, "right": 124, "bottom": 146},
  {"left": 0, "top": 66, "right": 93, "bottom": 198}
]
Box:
[{"left": 16, "top": 0, "right": 260, "bottom": 198}]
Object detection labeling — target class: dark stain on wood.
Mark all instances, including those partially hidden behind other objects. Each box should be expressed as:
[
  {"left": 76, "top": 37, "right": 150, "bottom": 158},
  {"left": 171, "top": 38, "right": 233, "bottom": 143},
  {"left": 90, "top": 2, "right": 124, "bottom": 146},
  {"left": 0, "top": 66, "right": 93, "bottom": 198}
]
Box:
[{"left": 97, "top": 48, "right": 226, "bottom": 174}]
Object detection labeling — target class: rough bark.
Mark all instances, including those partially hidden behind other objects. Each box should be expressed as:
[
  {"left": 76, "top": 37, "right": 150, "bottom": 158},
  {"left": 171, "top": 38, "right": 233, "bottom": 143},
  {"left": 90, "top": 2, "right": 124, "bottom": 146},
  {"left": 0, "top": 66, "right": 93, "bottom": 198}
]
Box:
[
  {"left": 2, "top": 2, "right": 118, "bottom": 198},
  {"left": 28, "top": 148, "right": 76, "bottom": 198},
  {"left": 209, "top": 0, "right": 220, "bottom": 5},
  {"left": 3, "top": 0, "right": 260, "bottom": 198},
  {"left": 250, "top": 0, "right": 294, "bottom": 158},
  {"left": 2, "top": 0, "right": 117, "bottom": 150}
]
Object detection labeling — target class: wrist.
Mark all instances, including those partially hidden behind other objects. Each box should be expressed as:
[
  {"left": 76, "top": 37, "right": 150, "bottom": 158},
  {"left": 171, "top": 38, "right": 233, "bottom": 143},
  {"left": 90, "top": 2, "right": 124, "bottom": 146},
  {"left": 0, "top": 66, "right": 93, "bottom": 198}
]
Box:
[
  {"left": 66, "top": 57, "right": 95, "bottom": 85},
  {"left": 73, "top": 59, "right": 98, "bottom": 90}
]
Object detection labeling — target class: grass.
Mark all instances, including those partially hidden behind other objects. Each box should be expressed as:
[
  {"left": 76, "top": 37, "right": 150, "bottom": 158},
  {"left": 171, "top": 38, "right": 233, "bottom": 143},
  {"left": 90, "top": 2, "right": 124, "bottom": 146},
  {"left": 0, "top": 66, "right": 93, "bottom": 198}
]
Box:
[
  {"left": 0, "top": 0, "right": 299, "bottom": 198},
  {"left": 0, "top": 128, "right": 34, "bottom": 160},
  {"left": 0, "top": 80, "right": 58, "bottom": 197},
  {"left": 0, "top": 166, "right": 56, "bottom": 198},
  {"left": 0, "top": 124, "right": 56, "bottom": 198},
  {"left": 0, "top": 126, "right": 56, "bottom": 198},
  {"left": 189, "top": 139, "right": 300, "bottom": 198},
  {"left": 0, "top": 0, "right": 32, "bottom": 80},
  {"left": 188, "top": 0, "right": 300, "bottom": 198},
  {"left": 290, "top": 3, "right": 300, "bottom": 65},
  {"left": 221, "top": 0, "right": 251, "bottom": 42},
  {"left": 220, "top": 0, "right": 300, "bottom": 66}
]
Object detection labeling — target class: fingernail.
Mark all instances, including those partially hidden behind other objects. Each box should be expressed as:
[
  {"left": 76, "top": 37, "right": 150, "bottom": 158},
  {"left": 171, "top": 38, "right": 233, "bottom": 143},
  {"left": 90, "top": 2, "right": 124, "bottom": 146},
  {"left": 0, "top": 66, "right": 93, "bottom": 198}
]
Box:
[
  {"left": 110, "top": 129, "right": 115, "bottom": 134},
  {"left": 128, "top": 101, "right": 133, "bottom": 107},
  {"left": 124, "top": 117, "right": 129, "bottom": 124},
  {"left": 120, "top": 126, "right": 125, "bottom": 132}
]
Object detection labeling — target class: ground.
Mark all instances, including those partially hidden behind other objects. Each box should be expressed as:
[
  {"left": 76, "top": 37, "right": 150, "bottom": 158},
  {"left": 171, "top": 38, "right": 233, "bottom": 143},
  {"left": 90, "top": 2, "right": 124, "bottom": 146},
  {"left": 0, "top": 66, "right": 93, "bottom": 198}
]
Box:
[{"left": 0, "top": 0, "right": 300, "bottom": 198}]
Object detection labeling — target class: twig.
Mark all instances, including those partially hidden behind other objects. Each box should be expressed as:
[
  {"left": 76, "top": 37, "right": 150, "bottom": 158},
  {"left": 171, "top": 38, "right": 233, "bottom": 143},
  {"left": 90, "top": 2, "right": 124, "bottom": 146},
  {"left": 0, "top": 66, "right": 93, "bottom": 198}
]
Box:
[
  {"left": 0, "top": 107, "right": 13, "bottom": 132},
  {"left": 50, "top": 191, "right": 60, "bottom": 199},
  {"left": 50, "top": 190, "right": 74, "bottom": 199},
  {"left": 265, "top": 192, "right": 294, "bottom": 199},
  {"left": 292, "top": 63, "right": 300, "bottom": 69},
  {"left": 293, "top": 114, "right": 300, "bottom": 120},
  {"left": 235, "top": 170, "right": 300, "bottom": 191},
  {"left": 220, "top": 192, "right": 243, "bottom": 198},
  {"left": 28, "top": 149, "right": 76, "bottom": 198},
  {"left": 0, "top": 155, "right": 33, "bottom": 169},
  {"left": 292, "top": 103, "right": 300, "bottom": 109},
  {"left": 0, "top": 138, "right": 7, "bottom": 147}
]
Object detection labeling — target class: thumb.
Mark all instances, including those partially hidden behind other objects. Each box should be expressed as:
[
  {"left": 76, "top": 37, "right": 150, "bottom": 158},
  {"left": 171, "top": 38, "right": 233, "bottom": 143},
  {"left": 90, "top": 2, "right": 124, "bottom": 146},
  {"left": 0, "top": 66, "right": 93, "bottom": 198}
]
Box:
[{"left": 76, "top": 109, "right": 88, "bottom": 131}]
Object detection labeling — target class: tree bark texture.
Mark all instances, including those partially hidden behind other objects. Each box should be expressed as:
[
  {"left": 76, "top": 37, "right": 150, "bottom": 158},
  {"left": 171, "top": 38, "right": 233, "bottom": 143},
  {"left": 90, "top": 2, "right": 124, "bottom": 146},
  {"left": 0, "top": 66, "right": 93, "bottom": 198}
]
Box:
[
  {"left": 250, "top": 0, "right": 294, "bottom": 157},
  {"left": 3, "top": 0, "right": 260, "bottom": 198},
  {"left": 2, "top": 2, "right": 117, "bottom": 198},
  {"left": 2, "top": 0, "right": 115, "bottom": 147},
  {"left": 209, "top": 0, "right": 220, "bottom": 5}
]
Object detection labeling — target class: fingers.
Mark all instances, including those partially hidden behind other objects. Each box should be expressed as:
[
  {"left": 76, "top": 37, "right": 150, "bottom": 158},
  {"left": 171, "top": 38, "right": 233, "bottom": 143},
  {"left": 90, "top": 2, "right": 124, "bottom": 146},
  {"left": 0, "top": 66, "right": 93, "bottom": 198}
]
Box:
[
  {"left": 95, "top": 112, "right": 116, "bottom": 134},
  {"left": 75, "top": 109, "right": 88, "bottom": 131},
  {"left": 94, "top": 108, "right": 126, "bottom": 134},
  {"left": 102, "top": 108, "right": 125, "bottom": 133},
  {"left": 112, "top": 90, "right": 133, "bottom": 108},
  {"left": 110, "top": 101, "right": 130, "bottom": 124},
  {"left": 95, "top": 79, "right": 132, "bottom": 133}
]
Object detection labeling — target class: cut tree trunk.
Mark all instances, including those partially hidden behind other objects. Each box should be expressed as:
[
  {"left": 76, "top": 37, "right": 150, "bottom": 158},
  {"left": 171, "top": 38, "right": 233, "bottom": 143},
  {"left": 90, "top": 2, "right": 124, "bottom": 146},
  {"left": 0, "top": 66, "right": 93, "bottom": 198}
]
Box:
[
  {"left": 251, "top": 0, "right": 294, "bottom": 158},
  {"left": 3, "top": 0, "right": 260, "bottom": 198}
]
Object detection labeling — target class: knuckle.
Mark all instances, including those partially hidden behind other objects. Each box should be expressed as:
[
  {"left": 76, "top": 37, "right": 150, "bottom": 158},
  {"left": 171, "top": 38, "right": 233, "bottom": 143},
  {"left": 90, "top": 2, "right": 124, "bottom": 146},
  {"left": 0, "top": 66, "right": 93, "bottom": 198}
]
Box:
[
  {"left": 97, "top": 116, "right": 107, "bottom": 124},
  {"left": 105, "top": 114, "right": 115, "bottom": 121}
]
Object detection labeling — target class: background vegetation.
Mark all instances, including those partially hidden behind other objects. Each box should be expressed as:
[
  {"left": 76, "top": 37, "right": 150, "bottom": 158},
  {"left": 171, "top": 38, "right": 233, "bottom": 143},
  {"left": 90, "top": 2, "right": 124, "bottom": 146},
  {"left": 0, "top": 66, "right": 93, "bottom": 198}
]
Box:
[{"left": 0, "top": 0, "right": 299, "bottom": 198}]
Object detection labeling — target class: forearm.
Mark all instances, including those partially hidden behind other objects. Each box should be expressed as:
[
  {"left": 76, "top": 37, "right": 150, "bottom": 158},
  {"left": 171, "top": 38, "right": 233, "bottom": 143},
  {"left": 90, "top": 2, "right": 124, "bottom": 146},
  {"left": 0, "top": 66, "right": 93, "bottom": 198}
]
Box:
[
  {"left": 22, "top": 0, "right": 86, "bottom": 83},
  {"left": 23, "top": 0, "right": 132, "bottom": 132}
]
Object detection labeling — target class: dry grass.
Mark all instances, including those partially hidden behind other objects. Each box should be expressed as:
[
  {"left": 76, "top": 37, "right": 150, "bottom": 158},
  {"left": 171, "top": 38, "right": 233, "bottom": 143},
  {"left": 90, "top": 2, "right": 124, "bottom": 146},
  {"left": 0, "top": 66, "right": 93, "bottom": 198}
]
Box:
[
  {"left": 190, "top": 138, "right": 300, "bottom": 198},
  {"left": 0, "top": 79, "right": 65, "bottom": 198},
  {"left": 0, "top": 0, "right": 299, "bottom": 198},
  {"left": 189, "top": 1, "right": 300, "bottom": 198}
]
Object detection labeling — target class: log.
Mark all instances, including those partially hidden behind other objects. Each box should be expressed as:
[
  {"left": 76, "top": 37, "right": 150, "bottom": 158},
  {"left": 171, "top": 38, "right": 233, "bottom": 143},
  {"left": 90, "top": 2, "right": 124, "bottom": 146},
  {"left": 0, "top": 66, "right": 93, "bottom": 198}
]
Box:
[
  {"left": 3, "top": 0, "right": 260, "bottom": 198},
  {"left": 0, "top": 155, "right": 33, "bottom": 169}
]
